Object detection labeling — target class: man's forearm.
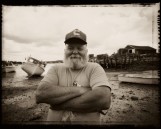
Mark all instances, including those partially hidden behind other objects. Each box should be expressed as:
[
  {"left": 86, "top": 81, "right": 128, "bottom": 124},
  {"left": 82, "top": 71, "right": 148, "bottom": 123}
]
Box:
[
  {"left": 51, "top": 87, "right": 111, "bottom": 113},
  {"left": 35, "top": 81, "right": 91, "bottom": 105}
]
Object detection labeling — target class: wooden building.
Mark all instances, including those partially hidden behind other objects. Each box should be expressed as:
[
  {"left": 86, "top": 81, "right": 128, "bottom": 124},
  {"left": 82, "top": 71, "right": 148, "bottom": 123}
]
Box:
[{"left": 117, "top": 45, "right": 156, "bottom": 55}]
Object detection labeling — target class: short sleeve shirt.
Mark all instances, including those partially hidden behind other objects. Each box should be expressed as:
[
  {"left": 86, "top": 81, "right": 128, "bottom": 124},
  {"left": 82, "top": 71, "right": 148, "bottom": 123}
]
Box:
[{"left": 41, "top": 62, "right": 111, "bottom": 124}]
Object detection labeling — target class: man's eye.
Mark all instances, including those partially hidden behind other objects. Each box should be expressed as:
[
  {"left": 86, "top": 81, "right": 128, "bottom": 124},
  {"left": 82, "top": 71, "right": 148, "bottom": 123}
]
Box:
[
  {"left": 67, "top": 47, "right": 84, "bottom": 51},
  {"left": 68, "top": 47, "right": 73, "bottom": 50},
  {"left": 78, "top": 48, "right": 83, "bottom": 51}
]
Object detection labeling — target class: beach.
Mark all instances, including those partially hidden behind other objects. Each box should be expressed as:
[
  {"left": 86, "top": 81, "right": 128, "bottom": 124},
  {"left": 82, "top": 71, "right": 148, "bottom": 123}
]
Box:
[{"left": 1, "top": 64, "right": 160, "bottom": 127}]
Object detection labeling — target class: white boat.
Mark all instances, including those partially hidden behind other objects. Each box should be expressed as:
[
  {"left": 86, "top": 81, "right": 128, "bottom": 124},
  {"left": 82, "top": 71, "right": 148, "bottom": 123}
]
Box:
[
  {"left": 21, "top": 57, "right": 46, "bottom": 77},
  {"left": 118, "top": 72, "right": 159, "bottom": 85},
  {"left": 2, "top": 62, "right": 16, "bottom": 73}
]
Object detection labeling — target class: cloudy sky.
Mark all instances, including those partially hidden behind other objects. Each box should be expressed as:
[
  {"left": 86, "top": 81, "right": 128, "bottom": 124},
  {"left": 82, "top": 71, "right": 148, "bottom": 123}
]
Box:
[{"left": 2, "top": 4, "right": 160, "bottom": 62}]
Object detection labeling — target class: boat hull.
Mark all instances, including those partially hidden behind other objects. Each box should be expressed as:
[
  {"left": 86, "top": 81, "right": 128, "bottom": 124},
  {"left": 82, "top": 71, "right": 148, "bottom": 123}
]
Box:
[
  {"left": 2, "top": 66, "right": 16, "bottom": 73},
  {"left": 21, "top": 62, "right": 45, "bottom": 76},
  {"left": 118, "top": 74, "right": 159, "bottom": 85}
]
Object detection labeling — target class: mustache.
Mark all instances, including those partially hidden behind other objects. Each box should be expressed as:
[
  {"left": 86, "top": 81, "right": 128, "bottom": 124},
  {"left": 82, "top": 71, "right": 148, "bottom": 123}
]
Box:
[
  {"left": 64, "top": 53, "right": 88, "bottom": 69},
  {"left": 68, "top": 54, "right": 81, "bottom": 59}
]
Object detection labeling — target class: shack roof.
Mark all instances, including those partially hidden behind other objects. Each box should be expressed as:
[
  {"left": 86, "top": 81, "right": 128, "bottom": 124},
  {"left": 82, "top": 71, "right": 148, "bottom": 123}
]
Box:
[{"left": 125, "top": 45, "right": 156, "bottom": 50}]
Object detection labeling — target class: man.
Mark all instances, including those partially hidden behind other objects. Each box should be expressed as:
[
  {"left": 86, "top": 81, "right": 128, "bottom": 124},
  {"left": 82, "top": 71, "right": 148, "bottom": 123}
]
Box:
[{"left": 35, "top": 29, "right": 111, "bottom": 124}]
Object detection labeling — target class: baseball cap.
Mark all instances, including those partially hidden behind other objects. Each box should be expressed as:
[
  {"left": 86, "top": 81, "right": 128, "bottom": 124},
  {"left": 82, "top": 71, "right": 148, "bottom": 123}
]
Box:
[{"left": 64, "top": 29, "right": 87, "bottom": 44}]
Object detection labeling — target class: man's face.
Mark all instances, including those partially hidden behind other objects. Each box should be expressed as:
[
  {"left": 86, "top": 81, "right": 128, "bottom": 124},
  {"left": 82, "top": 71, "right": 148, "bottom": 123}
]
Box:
[{"left": 64, "top": 43, "right": 88, "bottom": 69}]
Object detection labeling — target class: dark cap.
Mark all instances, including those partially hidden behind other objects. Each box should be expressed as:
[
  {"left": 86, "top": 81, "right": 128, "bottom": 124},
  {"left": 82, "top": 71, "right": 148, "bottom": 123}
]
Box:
[{"left": 64, "top": 29, "right": 87, "bottom": 44}]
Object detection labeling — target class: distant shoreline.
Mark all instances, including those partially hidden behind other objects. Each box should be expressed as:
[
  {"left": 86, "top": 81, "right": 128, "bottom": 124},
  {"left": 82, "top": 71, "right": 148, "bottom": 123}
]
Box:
[{"left": 105, "top": 68, "right": 159, "bottom": 73}]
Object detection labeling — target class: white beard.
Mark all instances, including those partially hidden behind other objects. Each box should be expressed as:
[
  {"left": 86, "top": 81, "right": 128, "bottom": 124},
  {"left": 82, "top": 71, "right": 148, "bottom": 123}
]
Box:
[{"left": 64, "top": 55, "right": 88, "bottom": 70}]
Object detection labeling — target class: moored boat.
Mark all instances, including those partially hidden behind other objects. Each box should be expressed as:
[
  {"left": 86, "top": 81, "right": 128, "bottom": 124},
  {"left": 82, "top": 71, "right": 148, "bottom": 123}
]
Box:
[
  {"left": 2, "top": 61, "right": 16, "bottom": 73},
  {"left": 118, "top": 73, "right": 159, "bottom": 85},
  {"left": 21, "top": 57, "right": 46, "bottom": 77}
]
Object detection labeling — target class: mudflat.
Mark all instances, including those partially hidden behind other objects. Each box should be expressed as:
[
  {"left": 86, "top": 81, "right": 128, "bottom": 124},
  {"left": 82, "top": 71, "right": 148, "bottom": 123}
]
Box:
[{"left": 1, "top": 69, "right": 160, "bottom": 127}]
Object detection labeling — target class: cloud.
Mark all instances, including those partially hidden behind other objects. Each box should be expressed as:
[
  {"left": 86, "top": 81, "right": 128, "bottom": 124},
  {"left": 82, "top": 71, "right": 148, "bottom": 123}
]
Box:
[
  {"left": 3, "top": 34, "right": 32, "bottom": 43},
  {"left": 2, "top": 5, "right": 159, "bottom": 61},
  {"left": 2, "top": 38, "right": 31, "bottom": 54},
  {"left": 2, "top": 6, "right": 65, "bottom": 45},
  {"left": 2, "top": 37, "right": 65, "bottom": 61}
]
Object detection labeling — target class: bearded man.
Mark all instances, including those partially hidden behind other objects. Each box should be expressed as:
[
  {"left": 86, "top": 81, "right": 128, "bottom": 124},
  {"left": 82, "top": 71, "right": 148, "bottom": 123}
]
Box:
[{"left": 35, "top": 29, "right": 111, "bottom": 125}]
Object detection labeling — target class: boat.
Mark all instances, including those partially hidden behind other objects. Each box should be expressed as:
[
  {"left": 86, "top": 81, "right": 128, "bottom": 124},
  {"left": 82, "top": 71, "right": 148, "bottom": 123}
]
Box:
[
  {"left": 118, "top": 72, "right": 159, "bottom": 85},
  {"left": 21, "top": 57, "right": 46, "bottom": 77},
  {"left": 2, "top": 61, "right": 16, "bottom": 73}
]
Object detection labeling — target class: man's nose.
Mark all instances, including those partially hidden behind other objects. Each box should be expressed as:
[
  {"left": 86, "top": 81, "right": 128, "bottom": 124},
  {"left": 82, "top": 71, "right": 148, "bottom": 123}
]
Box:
[{"left": 72, "top": 49, "right": 78, "bottom": 54}]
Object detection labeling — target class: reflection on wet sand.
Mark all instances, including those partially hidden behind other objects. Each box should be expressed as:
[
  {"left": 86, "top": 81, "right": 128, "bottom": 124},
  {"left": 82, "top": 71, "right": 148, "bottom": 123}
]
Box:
[{"left": 2, "top": 72, "right": 16, "bottom": 78}]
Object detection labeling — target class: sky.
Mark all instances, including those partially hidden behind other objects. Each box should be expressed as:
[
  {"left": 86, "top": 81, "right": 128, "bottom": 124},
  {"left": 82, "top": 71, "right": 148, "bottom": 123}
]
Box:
[{"left": 2, "top": 4, "right": 160, "bottom": 62}]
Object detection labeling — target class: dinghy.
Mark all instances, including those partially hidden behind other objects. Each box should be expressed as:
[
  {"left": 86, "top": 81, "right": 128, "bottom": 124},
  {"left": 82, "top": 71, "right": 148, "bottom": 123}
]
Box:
[
  {"left": 118, "top": 71, "right": 159, "bottom": 85},
  {"left": 2, "top": 61, "right": 16, "bottom": 73}
]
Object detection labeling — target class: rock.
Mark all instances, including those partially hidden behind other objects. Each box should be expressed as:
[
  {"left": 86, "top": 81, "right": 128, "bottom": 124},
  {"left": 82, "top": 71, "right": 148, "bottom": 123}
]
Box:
[
  {"left": 122, "top": 95, "right": 125, "bottom": 98},
  {"left": 111, "top": 93, "right": 116, "bottom": 98},
  {"left": 128, "top": 90, "right": 135, "bottom": 95},
  {"left": 29, "top": 115, "right": 42, "bottom": 121},
  {"left": 129, "top": 105, "right": 133, "bottom": 108},
  {"left": 141, "top": 109, "right": 150, "bottom": 113},
  {"left": 119, "top": 95, "right": 125, "bottom": 100},
  {"left": 116, "top": 110, "right": 120, "bottom": 113},
  {"left": 131, "top": 96, "right": 138, "bottom": 101},
  {"left": 140, "top": 96, "right": 150, "bottom": 100},
  {"left": 29, "top": 113, "right": 42, "bottom": 121},
  {"left": 123, "top": 110, "right": 127, "bottom": 113}
]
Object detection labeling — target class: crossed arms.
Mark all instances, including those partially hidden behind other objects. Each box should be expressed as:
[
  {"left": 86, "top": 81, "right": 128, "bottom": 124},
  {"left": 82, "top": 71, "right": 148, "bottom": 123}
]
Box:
[{"left": 36, "top": 81, "right": 111, "bottom": 113}]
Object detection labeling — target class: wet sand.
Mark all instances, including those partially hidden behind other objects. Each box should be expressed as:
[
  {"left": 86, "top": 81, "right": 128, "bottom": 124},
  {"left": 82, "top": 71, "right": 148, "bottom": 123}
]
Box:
[{"left": 1, "top": 69, "right": 160, "bottom": 127}]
